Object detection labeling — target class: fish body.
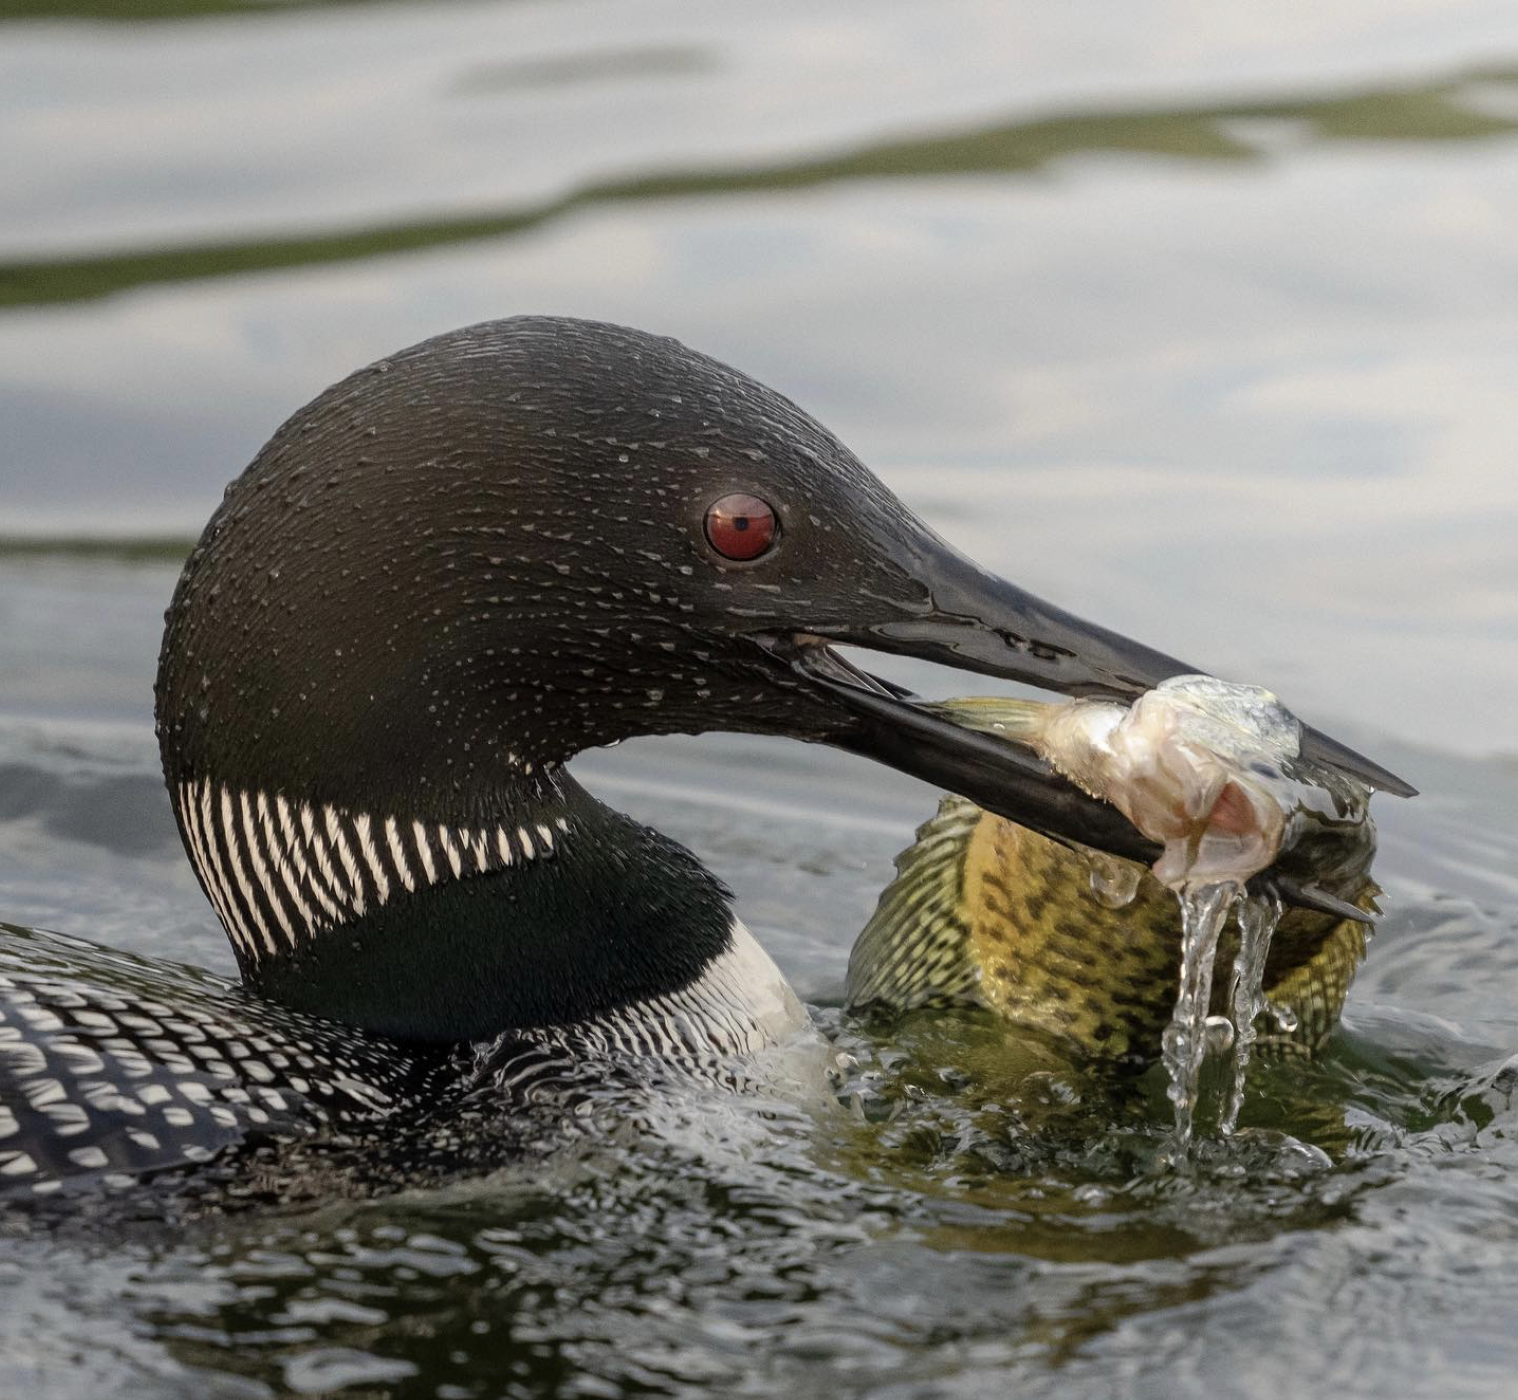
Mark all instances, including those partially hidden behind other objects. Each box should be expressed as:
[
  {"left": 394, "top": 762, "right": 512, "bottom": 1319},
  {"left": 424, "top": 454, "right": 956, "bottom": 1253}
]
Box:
[{"left": 848, "top": 684, "right": 1379, "bottom": 1060}]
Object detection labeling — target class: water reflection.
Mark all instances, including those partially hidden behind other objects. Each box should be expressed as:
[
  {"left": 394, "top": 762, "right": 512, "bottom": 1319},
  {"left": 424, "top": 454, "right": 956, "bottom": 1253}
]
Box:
[
  {"left": 0, "top": 0, "right": 384, "bottom": 20},
  {"left": 4, "top": 994, "right": 1502, "bottom": 1398},
  {"left": 3, "top": 68, "right": 1515, "bottom": 310},
  {"left": 453, "top": 43, "right": 717, "bottom": 94}
]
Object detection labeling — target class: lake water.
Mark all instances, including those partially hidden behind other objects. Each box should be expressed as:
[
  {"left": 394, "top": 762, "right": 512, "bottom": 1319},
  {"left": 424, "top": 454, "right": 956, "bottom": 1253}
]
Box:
[{"left": 2, "top": 2, "right": 1518, "bottom": 1396}]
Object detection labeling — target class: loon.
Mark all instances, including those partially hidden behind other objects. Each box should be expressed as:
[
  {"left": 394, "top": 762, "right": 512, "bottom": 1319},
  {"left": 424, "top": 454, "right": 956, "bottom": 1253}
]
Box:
[{"left": 0, "top": 317, "right": 1412, "bottom": 1203}]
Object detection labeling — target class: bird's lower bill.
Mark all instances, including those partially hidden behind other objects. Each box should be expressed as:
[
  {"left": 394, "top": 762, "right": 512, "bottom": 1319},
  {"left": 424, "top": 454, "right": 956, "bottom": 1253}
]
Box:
[
  {"left": 764, "top": 622, "right": 1393, "bottom": 925},
  {"left": 773, "top": 634, "right": 1168, "bottom": 865}
]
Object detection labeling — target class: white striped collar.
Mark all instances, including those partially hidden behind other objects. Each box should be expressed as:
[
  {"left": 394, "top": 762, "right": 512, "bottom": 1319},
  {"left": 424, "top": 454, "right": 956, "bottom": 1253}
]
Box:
[{"left": 174, "top": 778, "right": 570, "bottom": 960}]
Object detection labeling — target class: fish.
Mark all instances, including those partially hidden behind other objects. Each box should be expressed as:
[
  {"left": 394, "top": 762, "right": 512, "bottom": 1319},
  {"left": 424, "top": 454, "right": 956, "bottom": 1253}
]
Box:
[{"left": 847, "top": 677, "right": 1380, "bottom": 1063}]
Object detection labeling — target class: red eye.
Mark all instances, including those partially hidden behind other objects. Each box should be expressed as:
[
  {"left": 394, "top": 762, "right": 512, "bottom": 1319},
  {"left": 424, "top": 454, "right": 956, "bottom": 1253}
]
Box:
[{"left": 704, "top": 493, "right": 778, "bottom": 561}]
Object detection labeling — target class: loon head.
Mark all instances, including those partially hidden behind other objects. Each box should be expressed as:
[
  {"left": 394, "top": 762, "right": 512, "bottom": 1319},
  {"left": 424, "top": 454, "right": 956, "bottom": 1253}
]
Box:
[{"left": 155, "top": 316, "right": 1407, "bottom": 1042}]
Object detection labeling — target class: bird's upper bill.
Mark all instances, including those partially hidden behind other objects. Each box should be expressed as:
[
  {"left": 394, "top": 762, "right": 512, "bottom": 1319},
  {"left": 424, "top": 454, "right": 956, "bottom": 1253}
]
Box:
[{"left": 748, "top": 536, "right": 1411, "bottom": 918}]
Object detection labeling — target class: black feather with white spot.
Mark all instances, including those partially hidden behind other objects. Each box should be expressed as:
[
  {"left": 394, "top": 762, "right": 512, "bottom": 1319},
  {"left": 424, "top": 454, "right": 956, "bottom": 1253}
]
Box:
[{"left": 0, "top": 924, "right": 451, "bottom": 1199}]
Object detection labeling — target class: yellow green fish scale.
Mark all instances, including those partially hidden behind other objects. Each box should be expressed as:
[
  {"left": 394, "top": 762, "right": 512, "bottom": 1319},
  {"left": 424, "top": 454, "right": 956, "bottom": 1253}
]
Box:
[{"left": 848, "top": 795, "right": 1374, "bottom": 1060}]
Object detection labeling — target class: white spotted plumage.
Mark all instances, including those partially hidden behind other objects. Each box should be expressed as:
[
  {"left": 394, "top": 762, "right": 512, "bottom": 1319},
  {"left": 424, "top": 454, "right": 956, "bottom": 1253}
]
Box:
[
  {"left": 0, "top": 925, "right": 437, "bottom": 1197},
  {"left": 3, "top": 778, "right": 818, "bottom": 1202}
]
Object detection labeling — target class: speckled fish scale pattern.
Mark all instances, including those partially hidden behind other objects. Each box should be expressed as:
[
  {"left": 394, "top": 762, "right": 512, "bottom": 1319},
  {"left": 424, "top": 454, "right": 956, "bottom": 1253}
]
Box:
[{"left": 0, "top": 924, "right": 431, "bottom": 1198}]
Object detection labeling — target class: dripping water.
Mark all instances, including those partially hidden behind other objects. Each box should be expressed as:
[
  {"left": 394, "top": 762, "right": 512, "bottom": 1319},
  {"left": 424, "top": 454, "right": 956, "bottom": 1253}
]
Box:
[
  {"left": 1161, "top": 881, "right": 1238, "bottom": 1152},
  {"left": 1161, "top": 883, "right": 1288, "bottom": 1154},
  {"left": 1223, "top": 887, "right": 1284, "bottom": 1134}
]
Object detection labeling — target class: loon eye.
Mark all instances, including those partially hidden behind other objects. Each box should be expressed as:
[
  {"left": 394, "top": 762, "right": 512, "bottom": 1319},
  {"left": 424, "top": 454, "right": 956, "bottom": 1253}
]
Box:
[{"left": 704, "top": 493, "right": 778, "bottom": 562}]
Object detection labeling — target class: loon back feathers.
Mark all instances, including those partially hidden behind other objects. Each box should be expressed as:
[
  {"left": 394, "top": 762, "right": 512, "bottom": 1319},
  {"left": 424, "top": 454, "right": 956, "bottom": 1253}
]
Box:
[
  {"left": 0, "top": 924, "right": 435, "bottom": 1200},
  {"left": 0, "top": 920, "right": 802, "bottom": 1205}
]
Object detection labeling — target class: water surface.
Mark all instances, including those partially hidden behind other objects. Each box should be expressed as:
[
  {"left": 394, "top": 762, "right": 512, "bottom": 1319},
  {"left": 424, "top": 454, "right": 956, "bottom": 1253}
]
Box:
[{"left": 2, "top": 3, "right": 1517, "bottom": 1396}]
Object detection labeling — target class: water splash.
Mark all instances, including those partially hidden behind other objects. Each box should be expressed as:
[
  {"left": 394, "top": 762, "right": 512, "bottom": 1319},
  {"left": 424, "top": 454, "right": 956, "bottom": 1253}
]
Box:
[
  {"left": 1203, "top": 1014, "right": 1236, "bottom": 1055},
  {"left": 1161, "top": 884, "right": 1288, "bottom": 1153},
  {"left": 1223, "top": 888, "right": 1284, "bottom": 1134},
  {"left": 1160, "top": 881, "right": 1239, "bottom": 1151}
]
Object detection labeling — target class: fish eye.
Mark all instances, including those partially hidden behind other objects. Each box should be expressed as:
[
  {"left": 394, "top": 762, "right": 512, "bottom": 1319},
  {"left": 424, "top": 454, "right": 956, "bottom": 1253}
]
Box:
[{"left": 704, "top": 493, "right": 778, "bottom": 562}]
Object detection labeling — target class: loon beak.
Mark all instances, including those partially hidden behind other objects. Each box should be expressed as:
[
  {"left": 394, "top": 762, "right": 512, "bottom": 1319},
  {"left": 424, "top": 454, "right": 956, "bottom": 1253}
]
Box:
[{"left": 762, "top": 540, "right": 1413, "bottom": 922}]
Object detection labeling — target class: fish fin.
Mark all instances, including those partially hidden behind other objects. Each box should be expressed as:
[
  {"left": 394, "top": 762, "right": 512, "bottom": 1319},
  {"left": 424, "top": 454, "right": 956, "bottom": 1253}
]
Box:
[{"left": 846, "top": 795, "right": 987, "bottom": 1011}]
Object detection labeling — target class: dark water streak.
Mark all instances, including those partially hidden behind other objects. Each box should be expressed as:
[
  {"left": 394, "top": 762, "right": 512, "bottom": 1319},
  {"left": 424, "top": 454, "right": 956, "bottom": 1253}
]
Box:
[{"left": 3, "top": 68, "right": 1515, "bottom": 310}]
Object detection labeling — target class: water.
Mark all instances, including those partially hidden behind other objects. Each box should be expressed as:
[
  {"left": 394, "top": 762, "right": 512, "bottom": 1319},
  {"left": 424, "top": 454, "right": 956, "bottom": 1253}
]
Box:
[
  {"left": 1086, "top": 853, "right": 1141, "bottom": 910},
  {"left": 1160, "top": 882, "right": 1239, "bottom": 1149},
  {"left": 1153, "top": 882, "right": 1289, "bottom": 1148},
  {"left": 4, "top": 2, "right": 1518, "bottom": 1396},
  {"left": 1225, "top": 889, "right": 1285, "bottom": 1133}
]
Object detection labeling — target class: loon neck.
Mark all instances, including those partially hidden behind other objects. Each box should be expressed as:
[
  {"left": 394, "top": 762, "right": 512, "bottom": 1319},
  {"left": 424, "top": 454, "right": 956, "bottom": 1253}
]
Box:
[{"left": 170, "top": 768, "right": 738, "bottom": 1043}]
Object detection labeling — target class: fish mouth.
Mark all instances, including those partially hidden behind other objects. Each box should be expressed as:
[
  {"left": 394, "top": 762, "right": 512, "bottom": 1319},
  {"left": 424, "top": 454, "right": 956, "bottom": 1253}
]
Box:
[{"left": 758, "top": 554, "right": 1411, "bottom": 923}]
